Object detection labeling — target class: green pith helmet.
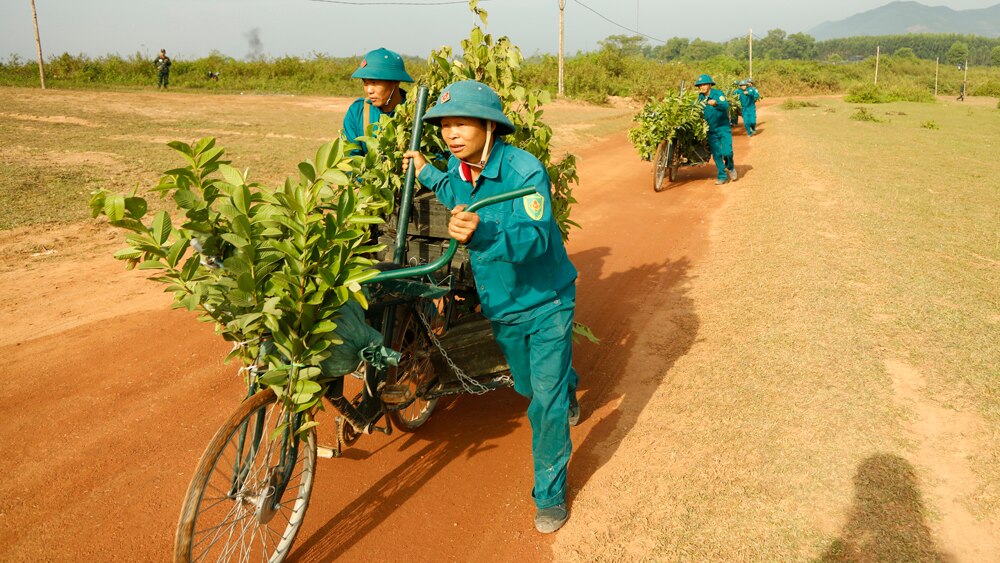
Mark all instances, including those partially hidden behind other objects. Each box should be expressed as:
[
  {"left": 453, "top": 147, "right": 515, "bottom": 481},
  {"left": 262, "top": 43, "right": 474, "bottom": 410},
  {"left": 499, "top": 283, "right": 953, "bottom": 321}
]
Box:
[
  {"left": 747, "top": 77, "right": 755, "bottom": 85},
  {"left": 694, "top": 74, "right": 715, "bottom": 86},
  {"left": 351, "top": 48, "right": 413, "bottom": 82},
  {"left": 422, "top": 80, "right": 516, "bottom": 136}
]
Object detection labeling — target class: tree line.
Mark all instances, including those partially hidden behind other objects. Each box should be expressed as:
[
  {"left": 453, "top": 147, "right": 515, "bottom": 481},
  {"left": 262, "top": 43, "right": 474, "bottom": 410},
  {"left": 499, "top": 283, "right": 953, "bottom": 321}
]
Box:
[{"left": 598, "top": 32, "right": 1000, "bottom": 67}]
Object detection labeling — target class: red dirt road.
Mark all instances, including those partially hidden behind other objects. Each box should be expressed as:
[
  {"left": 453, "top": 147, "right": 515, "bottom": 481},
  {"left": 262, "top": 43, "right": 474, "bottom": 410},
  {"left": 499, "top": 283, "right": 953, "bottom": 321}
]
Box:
[{"left": 0, "top": 125, "right": 753, "bottom": 560}]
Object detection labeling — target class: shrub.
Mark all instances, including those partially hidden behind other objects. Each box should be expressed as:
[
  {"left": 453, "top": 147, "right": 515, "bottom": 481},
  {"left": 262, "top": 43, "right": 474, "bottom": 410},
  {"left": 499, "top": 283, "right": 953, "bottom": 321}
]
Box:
[
  {"left": 921, "top": 120, "right": 939, "bottom": 129},
  {"left": 781, "top": 98, "right": 820, "bottom": 109},
  {"left": 845, "top": 83, "right": 934, "bottom": 103},
  {"left": 851, "top": 107, "right": 884, "bottom": 122}
]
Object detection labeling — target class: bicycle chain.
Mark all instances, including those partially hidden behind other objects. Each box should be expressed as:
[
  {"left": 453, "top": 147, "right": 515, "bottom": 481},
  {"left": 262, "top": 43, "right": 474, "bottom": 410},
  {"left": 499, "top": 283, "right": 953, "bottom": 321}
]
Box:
[{"left": 415, "top": 305, "right": 511, "bottom": 395}]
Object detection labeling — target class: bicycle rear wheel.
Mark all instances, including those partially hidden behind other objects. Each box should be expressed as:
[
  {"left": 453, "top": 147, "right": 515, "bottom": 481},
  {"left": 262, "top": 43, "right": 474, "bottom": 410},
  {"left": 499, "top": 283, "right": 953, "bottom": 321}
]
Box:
[
  {"left": 174, "top": 389, "right": 317, "bottom": 563},
  {"left": 386, "top": 299, "right": 441, "bottom": 431}
]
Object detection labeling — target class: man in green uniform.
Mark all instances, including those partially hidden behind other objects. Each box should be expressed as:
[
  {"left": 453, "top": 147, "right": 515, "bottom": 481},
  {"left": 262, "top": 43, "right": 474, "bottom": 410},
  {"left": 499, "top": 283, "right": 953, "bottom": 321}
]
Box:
[
  {"left": 342, "top": 48, "right": 413, "bottom": 155},
  {"left": 738, "top": 79, "right": 759, "bottom": 136},
  {"left": 729, "top": 80, "right": 742, "bottom": 127},
  {"left": 403, "top": 80, "right": 580, "bottom": 534},
  {"left": 154, "top": 49, "right": 171, "bottom": 90},
  {"left": 695, "top": 74, "right": 736, "bottom": 184}
]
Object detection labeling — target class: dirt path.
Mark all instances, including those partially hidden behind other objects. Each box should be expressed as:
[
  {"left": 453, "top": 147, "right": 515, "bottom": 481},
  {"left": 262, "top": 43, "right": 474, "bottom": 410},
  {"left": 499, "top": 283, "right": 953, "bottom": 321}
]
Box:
[{"left": 0, "top": 110, "right": 750, "bottom": 561}]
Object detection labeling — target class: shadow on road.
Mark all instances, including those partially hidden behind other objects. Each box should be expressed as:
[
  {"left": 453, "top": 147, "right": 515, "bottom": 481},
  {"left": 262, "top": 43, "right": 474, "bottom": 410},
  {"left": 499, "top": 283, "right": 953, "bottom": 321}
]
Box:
[
  {"left": 567, "top": 246, "right": 697, "bottom": 499},
  {"left": 819, "top": 454, "right": 954, "bottom": 562}
]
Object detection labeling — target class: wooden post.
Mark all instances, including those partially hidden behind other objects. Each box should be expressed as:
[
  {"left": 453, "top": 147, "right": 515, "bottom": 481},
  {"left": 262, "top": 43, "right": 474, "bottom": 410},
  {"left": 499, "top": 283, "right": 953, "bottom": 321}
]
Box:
[
  {"left": 934, "top": 57, "right": 939, "bottom": 96},
  {"left": 874, "top": 45, "right": 880, "bottom": 85},
  {"left": 963, "top": 58, "right": 968, "bottom": 98},
  {"left": 748, "top": 28, "right": 753, "bottom": 79},
  {"left": 558, "top": 0, "right": 565, "bottom": 97},
  {"left": 30, "top": 0, "right": 46, "bottom": 89}
]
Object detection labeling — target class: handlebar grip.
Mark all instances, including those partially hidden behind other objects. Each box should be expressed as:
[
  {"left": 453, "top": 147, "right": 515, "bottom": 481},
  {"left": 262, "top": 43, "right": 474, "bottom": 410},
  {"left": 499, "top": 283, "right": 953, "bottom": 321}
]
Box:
[{"left": 364, "top": 186, "right": 538, "bottom": 284}]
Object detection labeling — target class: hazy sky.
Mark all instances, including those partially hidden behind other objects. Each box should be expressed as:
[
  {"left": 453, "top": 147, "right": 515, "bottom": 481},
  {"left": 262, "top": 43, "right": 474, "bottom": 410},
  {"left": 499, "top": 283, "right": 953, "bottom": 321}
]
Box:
[{"left": 2, "top": 0, "right": 997, "bottom": 62}]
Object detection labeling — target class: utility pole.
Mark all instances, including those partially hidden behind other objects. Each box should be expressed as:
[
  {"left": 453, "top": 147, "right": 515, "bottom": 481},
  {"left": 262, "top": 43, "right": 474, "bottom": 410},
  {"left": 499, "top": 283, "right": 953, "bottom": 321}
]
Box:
[
  {"left": 748, "top": 28, "right": 753, "bottom": 78},
  {"left": 874, "top": 45, "right": 880, "bottom": 85},
  {"left": 558, "top": 0, "right": 565, "bottom": 97},
  {"left": 961, "top": 58, "right": 968, "bottom": 101},
  {"left": 934, "top": 57, "right": 939, "bottom": 96},
  {"left": 30, "top": 0, "right": 46, "bottom": 89}
]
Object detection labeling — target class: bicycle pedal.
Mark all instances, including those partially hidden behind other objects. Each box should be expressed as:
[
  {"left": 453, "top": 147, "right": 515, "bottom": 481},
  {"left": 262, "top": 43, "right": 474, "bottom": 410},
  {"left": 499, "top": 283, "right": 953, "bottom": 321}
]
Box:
[
  {"left": 317, "top": 444, "right": 341, "bottom": 459},
  {"left": 379, "top": 384, "right": 413, "bottom": 406}
]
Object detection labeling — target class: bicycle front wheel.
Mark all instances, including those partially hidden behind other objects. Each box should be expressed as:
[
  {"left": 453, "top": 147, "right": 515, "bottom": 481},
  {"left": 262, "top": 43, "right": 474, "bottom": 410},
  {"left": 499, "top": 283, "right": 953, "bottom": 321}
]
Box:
[{"left": 174, "top": 389, "right": 317, "bottom": 563}]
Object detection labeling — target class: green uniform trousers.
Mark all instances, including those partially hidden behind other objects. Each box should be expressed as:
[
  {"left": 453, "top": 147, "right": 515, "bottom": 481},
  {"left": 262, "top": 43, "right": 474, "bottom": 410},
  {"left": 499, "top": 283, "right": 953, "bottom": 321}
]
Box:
[{"left": 491, "top": 300, "right": 578, "bottom": 509}]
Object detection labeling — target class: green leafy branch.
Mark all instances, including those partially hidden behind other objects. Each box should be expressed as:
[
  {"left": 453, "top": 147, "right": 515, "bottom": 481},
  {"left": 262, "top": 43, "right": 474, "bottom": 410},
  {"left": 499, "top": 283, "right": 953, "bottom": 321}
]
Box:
[
  {"left": 628, "top": 90, "right": 708, "bottom": 161},
  {"left": 91, "top": 137, "right": 389, "bottom": 429}
]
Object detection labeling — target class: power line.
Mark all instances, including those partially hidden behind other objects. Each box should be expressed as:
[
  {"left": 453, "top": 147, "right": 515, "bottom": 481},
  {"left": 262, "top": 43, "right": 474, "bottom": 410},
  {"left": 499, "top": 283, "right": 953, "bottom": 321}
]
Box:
[
  {"left": 309, "top": 0, "right": 485, "bottom": 5},
  {"left": 572, "top": 0, "right": 666, "bottom": 44}
]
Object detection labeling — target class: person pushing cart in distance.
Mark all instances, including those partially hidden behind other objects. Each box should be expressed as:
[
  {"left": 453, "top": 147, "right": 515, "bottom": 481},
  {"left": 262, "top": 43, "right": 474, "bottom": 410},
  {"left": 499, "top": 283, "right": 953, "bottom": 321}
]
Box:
[
  {"left": 403, "top": 80, "right": 581, "bottom": 534},
  {"left": 695, "top": 74, "right": 737, "bottom": 185},
  {"left": 738, "top": 79, "right": 759, "bottom": 137},
  {"left": 342, "top": 48, "right": 413, "bottom": 156}
]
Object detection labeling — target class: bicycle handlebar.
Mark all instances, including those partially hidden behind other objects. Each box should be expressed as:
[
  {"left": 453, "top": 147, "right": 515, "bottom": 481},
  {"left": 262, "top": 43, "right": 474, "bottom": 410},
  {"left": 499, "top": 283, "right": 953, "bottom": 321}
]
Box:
[{"left": 364, "top": 186, "right": 538, "bottom": 284}]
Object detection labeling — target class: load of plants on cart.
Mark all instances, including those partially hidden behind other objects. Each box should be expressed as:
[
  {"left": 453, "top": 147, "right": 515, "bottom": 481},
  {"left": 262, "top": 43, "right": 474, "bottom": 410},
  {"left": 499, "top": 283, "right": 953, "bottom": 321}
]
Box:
[
  {"left": 627, "top": 90, "right": 709, "bottom": 162},
  {"left": 89, "top": 0, "right": 591, "bottom": 429}
]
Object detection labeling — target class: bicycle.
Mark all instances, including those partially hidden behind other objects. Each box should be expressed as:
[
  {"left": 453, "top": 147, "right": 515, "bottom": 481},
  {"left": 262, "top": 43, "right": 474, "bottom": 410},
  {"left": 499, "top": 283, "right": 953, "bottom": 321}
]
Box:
[{"left": 172, "top": 86, "right": 535, "bottom": 562}]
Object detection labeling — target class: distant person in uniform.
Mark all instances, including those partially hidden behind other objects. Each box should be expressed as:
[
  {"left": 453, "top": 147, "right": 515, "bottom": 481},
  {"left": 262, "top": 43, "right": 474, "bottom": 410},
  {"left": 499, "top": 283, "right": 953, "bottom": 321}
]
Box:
[
  {"left": 154, "top": 49, "right": 171, "bottom": 90},
  {"left": 342, "top": 48, "right": 413, "bottom": 156},
  {"left": 695, "top": 74, "right": 736, "bottom": 185},
  {"left": 738, "top": 79, "right": 759, "bottom": 136},
  {"left": 403, "top": 80, "right": 581, "bottom": 535},
  {"left": 729, "top": 80, "right": 741, "bottom": 127}
]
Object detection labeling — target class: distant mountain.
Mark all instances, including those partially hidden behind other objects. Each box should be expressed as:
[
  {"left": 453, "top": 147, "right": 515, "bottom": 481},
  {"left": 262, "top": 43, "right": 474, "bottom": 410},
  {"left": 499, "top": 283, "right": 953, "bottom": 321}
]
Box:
[{"left": 809, "top": 1, "right": 1000, "bottom": 40}]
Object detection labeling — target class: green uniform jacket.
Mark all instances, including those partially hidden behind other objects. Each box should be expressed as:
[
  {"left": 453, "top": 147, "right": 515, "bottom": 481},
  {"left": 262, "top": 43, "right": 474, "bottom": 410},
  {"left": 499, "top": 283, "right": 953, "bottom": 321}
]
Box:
[
  {"left": 342, "top": 89, "right": 407, "bottom": 156},
  {"left": 698, "top": 88, "right": 730, "bottom": 131},
  {"left": 738, "top": 88, "right": 758, "bottom": 109},
  {"left": 417, "top": 140, "right": 578, "bottom": 324}
]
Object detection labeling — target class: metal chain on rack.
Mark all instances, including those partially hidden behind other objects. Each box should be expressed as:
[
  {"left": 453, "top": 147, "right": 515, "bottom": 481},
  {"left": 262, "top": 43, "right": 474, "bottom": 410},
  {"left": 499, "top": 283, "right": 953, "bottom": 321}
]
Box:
[{"left": 415, "top": 305, "right": 511, "bottom": 395}]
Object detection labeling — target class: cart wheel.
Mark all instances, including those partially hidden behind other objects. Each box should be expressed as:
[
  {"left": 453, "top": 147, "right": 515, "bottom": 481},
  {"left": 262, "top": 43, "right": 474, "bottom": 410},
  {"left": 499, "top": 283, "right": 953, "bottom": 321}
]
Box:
[
  {"left": 653, "top": 140, "right": 670, "bottom": 192},
  {"left": 174, "top": 389, "right": 316, "bottom": 563},
  {"left": 386, "top": 300, "right": 441, "bottom": 431}
]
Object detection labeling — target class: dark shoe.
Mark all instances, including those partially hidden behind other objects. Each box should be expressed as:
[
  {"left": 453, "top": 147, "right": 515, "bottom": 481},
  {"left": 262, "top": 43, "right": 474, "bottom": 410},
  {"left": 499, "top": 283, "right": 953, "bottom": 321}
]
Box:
[
  {"left": 535, "top": 503, "right": 568, "bottom": 533},
  {"left": 568, "top": 394, "right": 580, "bottom": 426}
]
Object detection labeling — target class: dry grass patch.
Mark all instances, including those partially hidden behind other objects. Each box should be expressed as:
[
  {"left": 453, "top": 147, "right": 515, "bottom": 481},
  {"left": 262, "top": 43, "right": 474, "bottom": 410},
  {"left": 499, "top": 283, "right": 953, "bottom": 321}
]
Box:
[{"left": 556, "top": 97, "right": 999, "bottom": 560}]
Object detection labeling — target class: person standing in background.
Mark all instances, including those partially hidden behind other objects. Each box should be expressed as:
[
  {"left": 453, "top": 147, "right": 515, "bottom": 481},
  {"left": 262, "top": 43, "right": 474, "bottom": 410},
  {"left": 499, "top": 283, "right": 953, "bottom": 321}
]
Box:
[{"left": 154, "top": 49, "right": 171, "bottom": 90}]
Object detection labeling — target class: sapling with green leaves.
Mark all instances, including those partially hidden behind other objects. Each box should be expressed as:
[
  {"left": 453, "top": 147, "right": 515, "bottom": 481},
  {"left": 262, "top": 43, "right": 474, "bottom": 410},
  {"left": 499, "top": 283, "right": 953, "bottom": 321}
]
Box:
[
  {"left": 628, "top": 90, "right": 709, "bottom": 161},
  {"left": 91, "top": 137, "right": 389, "bottom": 429}
]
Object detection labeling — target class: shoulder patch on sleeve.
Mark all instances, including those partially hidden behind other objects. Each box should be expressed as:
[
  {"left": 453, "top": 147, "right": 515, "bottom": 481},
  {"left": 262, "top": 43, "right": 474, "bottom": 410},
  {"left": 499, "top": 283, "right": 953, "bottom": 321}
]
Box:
[{"left": 523, "top": 193, "right": 544, "bottom": 220}]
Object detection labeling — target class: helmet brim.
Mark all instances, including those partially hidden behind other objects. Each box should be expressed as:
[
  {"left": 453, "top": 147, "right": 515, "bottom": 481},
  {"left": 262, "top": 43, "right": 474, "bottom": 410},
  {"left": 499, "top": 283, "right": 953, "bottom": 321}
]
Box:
[
  {"left": 351, "top": 67, "right": 414, "bottom": 82},
  {"left": 423, "top": 103, "right": 516, "bottom": 136}
]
